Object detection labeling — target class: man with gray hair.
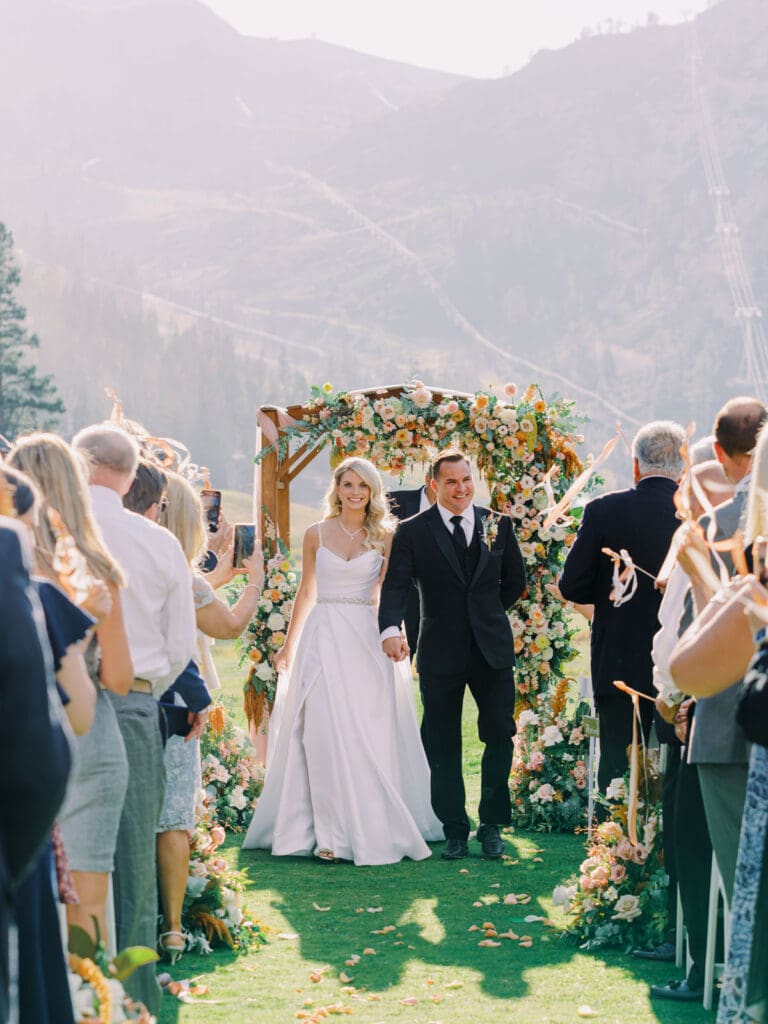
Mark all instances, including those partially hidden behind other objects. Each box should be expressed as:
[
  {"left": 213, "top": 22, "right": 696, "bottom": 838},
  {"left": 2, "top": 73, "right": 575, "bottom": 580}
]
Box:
[
  {"left": 73, "top": 423, "right": 197, "bottom": 1014},
  {"left": 559, "top": 420, "right": 685, "bottom": 792}
]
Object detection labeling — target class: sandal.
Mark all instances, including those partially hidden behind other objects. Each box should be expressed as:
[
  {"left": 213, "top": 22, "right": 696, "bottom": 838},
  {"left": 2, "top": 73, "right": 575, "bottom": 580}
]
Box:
[
  {"left": 314, "top": 849, "right": 338, "bottom": 863},
  {"left": 158, "top": 930, "right": 186, "bottom": 965}
]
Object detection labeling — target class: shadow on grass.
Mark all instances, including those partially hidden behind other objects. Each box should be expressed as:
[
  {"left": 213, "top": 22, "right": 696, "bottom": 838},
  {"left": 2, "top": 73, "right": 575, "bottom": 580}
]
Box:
[{"left": 231, "top": 830, "right": 713, "bottom": 1023}]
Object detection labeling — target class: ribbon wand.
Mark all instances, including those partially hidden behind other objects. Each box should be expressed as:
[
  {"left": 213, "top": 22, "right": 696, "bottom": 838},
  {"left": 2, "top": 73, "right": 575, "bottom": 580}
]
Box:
[{"left": 613, "top": 680, "right": 653, "bottom": 846}]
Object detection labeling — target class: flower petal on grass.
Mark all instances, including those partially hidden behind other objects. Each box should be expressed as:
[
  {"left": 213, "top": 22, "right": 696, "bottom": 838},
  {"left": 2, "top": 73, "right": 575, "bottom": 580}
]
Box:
[
  {"left": 444, "top": 980, "right": 464, "bottom": 989},
  {"left": 478, "top": 939, "right": 502, "bottom": 947},
  {"left": 577, "top": 1007, "right": 598, "bottom": 1018},
  {"left": 399, "top": 997, "right": 419, "bottom": 1005},
  {"left": 313, "top": 903, "right": 331, "bottom": 912}
]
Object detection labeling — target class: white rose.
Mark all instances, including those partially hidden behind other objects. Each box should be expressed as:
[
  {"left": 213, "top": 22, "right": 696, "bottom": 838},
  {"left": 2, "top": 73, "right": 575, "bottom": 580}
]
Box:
[
  {"left": 606, "top": 777, "right": 627, "bottom": 802},
  {"left": 229, "top": 785, "right": 248, "bottom": 810},
  {"left": 267, "top": 612, "right": 286, "bottom": 631},
  {"left": 542, "top": 725, "right": 564, "bottom": 747},
  {"left": 518, "top": 709, "right": 540, "bottom": 728},
  {"left": 552, "top": 884, "right": 577, "bottom": 907},
  {"left": 611, "top": 894, "right": 642, "bottom": 921},
  {"left": 532, "top": 783, "right": 555, "bottom": 803},
  {"left": 186, "top": 875, "right": 208, "bottom": 898},
  {"left": 255, "top": 663, "right": 275, "bottom": 682}
]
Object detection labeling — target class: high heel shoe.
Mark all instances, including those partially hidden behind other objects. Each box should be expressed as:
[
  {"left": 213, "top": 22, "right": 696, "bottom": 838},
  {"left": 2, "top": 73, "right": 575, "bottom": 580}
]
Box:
[{"left": 158, "top": 930, "right": 186, "bottom": 965}]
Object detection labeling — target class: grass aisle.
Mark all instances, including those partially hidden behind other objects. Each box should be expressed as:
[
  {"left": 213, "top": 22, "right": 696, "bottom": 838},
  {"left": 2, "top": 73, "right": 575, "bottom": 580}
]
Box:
[{"left": 159, "top": 644, "right": 714, "bottom": 1024}]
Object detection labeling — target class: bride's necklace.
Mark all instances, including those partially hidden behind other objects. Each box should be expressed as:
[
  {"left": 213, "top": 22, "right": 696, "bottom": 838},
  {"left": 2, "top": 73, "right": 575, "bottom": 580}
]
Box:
[{"left": 339, "top": 520, "right": 363, "bottom": 540}]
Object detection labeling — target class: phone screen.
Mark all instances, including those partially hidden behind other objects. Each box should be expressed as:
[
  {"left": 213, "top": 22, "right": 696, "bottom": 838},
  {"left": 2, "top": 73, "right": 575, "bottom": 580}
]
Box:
[
  {"left": 233, "top": 524, "right": 256, "bottom": 569},
  {"left": 200, "top": 489, "right": 221, "bottom": 533}
]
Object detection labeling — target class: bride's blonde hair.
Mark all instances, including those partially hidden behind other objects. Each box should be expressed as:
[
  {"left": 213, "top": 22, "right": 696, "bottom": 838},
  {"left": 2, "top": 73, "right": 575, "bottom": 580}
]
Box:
[{"left": 322, "top": 457, "right": 396, "bottom": 554}]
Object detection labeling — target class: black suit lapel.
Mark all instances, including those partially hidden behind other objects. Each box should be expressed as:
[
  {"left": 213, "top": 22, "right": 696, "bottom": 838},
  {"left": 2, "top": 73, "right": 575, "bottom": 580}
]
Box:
[
  {"left": 427, "top": 504, "right": 466, "bottom": 583},
  {"left": 469, "top": 508, "right": 490, "bottom": 589}
]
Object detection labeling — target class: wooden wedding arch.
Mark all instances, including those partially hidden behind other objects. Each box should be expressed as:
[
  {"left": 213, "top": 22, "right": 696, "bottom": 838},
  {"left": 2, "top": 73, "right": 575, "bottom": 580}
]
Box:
[{"left": 253, "top": 384, "right": 469, "bottom": 545}]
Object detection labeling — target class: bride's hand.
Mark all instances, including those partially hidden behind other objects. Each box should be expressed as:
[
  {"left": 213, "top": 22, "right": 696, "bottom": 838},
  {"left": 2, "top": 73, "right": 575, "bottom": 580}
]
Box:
[{"left": 274, "top": 646, "right": 291, "bottom": 674}]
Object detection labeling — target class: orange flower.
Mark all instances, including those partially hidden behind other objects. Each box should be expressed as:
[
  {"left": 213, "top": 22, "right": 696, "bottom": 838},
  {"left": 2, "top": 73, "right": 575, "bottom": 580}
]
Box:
[
  {"left": 249, "top": 648, "right": 263, "bottom": 663},
  {"left": 533, "top": 399, "right": 546, "bottom": 414},
  {"left": 475, "top": 394, "right": 489, "bottom": 410}
]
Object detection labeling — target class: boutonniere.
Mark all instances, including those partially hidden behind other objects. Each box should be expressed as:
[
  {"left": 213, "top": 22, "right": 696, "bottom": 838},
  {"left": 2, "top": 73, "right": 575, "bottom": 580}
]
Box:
[{"left": 481, "top": 511, "right": 501, "bottom": 550}]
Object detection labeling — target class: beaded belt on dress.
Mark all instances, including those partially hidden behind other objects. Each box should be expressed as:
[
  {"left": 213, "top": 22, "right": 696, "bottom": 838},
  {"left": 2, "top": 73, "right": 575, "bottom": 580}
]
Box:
[{"left": 317, "top": 596, "right": 376, "bottom": 606}]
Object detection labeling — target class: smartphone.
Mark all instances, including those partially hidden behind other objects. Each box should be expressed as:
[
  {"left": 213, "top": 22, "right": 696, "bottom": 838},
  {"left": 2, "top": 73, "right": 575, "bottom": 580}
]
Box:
[
  {"left": 753, "top": 536, "right": 768, "bottom": 585},
  {"left": 233, "top": 524, "right": 256, "bottom": 569},
  {"left": 200, "top": 489, "right": 221, "bottom": 533}
]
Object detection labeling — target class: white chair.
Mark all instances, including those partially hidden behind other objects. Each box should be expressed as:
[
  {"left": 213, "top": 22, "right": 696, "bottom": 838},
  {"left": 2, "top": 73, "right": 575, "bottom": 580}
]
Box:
[{"left": 703, "top": 855, "right": 732, "bottom": 1010}]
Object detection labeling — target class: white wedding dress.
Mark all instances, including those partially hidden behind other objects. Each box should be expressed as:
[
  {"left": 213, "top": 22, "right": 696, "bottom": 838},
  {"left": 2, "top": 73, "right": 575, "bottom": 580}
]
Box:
[{"left": 242, "top": 529, "right": 443, "bottom": 865}]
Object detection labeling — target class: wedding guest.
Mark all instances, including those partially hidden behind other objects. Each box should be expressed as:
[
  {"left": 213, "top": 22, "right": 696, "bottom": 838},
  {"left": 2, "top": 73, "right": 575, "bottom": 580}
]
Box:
[
  {"left": 0, "top": 511, "right": 73, "bottom": 1024},
  {"left": 73, "top": 424, "right": 197, "bottom": 1015},
  {"left": 688, "top": 397, "right": 766, "bottom": 900},
  {"left": 638, "top": 458, "right": 734, "bottom": 988},
  {"left": 152, "top": 471, "right": 262, "bottom": 963},
  {"left": 559, "top": 420, "right": 685, "bottom": 792},
  {"left": 7, "top": 433, "right": 136, "bottom": 943}
]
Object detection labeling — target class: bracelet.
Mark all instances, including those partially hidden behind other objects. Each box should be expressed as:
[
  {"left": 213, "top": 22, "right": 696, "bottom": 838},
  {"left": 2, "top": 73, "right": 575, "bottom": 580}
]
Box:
[{"left": 244, "top": 583, "right": 262, "bottom": 592}]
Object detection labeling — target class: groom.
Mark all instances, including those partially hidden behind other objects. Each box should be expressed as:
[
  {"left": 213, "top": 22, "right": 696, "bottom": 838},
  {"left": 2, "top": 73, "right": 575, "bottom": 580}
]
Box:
[{"left": 379, "top": 450, "right": 526, "bottom": 859}]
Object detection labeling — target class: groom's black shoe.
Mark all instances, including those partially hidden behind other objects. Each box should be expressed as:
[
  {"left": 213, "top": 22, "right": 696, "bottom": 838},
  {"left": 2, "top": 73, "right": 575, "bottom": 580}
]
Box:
[
  {"left": 477, "top": 824, "right": 504, "bottom": 859},
  {"left": 441, "top": 838, "right": 469, "bottom": 860}
]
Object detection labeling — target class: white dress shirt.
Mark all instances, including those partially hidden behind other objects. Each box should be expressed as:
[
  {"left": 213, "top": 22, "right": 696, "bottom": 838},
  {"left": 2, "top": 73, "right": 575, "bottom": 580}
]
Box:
[
  {"left": 90, "top": 485, "right": 197, "bottom": 697},
  {"left": 435, "top": 501, "right": 475, "bottom": 545},
  {"left": 418, "top": 487, "right": 431, "bottom": 513}
]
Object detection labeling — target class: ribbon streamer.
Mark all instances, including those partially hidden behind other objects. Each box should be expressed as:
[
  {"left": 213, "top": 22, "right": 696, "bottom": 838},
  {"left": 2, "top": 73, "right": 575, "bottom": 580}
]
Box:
[
  {"left": 613, "top": 680, "right": 652, "bottom": 846},
  {"left": 542, "top": 427, "right": 620, "bottom": 530}
]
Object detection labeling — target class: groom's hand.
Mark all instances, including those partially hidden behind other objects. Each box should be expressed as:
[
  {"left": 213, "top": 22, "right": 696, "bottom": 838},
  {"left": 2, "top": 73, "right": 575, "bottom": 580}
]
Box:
[{"left": 382, "top": 636, "right": 406, "bottom": 662}]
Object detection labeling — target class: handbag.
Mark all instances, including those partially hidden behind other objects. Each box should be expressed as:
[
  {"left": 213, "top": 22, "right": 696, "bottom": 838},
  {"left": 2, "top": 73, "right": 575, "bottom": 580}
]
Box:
[{"left": 736, "top": 645, "right": 768, "bottom": 749}]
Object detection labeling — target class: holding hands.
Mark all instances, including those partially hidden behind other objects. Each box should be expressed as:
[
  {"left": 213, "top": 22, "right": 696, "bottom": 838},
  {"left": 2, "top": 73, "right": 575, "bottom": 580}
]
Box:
[{"left": 382, "top": 634, "right": 410, "bottom": 663}]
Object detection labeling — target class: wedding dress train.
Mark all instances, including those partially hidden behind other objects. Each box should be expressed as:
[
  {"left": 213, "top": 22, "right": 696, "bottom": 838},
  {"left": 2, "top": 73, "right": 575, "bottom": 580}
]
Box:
[{"left": 242, "top": 534, "right": 443, "bottom": 865}]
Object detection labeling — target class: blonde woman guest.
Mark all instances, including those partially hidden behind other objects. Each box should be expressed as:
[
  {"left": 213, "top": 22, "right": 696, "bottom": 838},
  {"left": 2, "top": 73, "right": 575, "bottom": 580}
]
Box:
[
  {"left": 154, "top": 472, "right": 263, "bottom": 962},
  {"left": 243, "top": 457, "right": 442, "bottom": 865},
  {"left": 8, "top": 434, "right": 134, "bottom": 944}
]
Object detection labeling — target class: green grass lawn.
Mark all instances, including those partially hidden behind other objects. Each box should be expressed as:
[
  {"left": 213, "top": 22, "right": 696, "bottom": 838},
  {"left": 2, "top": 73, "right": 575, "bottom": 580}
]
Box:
[{"left": 157, "top": 642, "right": 715, "bottom": 1024}]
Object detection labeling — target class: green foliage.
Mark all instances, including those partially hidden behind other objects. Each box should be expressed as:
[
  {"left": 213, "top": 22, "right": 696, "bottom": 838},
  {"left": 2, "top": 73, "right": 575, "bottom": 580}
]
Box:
[{"left": 0, "top": 223, "right": 64, "bottom": 438}]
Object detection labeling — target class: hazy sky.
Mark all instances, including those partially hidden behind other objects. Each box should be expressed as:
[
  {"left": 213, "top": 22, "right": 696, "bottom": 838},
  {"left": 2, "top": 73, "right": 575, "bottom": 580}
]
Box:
[{"left": 203, "top": 0, "right": 711, "bottom": 77}]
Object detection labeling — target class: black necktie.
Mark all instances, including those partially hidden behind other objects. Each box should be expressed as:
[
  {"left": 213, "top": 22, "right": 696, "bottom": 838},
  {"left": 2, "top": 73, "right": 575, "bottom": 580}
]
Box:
[{"left": 450, "top": 515, "right": 468, "bottom": 552}]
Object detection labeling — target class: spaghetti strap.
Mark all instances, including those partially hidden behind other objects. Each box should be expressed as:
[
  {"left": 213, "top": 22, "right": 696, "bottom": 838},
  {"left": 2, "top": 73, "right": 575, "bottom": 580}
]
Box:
[{"left": 316, "top": 522, "right": 323, "bottom": 548}]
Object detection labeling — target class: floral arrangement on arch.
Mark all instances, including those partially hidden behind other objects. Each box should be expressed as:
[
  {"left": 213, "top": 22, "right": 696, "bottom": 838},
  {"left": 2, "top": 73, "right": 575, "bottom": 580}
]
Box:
[
  {"left": 552, "top": 763, "right": 668, "bottom": 951},
  {"left": 259, "top": 379, "right": 590, "bottom": 708},
  {"left": 229, "top": 528, "right": 298, "bottom": 730},
  {"left": 509, "top": 679, "right": 591, "bottom": 832},
  {"left": 182, "top": 823, "right": 268, "bottom": 955},
  {"left": 200, "top": 703, "right": 265, "bottom": 833}
]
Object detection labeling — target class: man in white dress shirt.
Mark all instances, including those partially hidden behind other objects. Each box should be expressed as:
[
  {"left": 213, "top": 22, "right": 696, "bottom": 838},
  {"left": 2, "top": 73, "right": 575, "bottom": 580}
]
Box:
[{"left": 73, "top": 424, "right": 196, "bottom": 1015}]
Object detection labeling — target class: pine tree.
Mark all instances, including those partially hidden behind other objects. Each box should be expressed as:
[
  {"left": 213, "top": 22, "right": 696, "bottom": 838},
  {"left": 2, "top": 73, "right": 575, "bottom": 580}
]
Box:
[{"left": 0, "top": 223, "right": 64, "bottom": 439}]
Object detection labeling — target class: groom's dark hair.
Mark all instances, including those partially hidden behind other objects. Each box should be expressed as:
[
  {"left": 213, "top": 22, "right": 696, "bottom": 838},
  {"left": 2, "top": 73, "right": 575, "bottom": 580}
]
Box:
[{"left": 432, "top": 449, "right": 469, "bottom": 480}]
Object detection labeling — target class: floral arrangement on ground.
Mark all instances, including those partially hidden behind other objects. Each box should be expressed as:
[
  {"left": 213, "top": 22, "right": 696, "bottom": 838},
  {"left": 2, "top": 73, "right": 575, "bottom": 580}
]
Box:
[
  {"left": 228, "top": 530, "right": 298, "bottom": 729},
  {"left": 201, "top": 702, "right": 265, "bottom": 832},
  {"left": 551, "top": 762, "right": 668, "bottom": 951},
  {"left": 257, "top": 379, "right": 592, "bottom": 708},
  {"left": 510, "top": 678, "right": 591, "bottom": 832},
  {"left": 68, "top": 933, "right": 157, "bottom": 1024},
  {"left": 183, "top": 823, "right": 268, "bottom": 955}
]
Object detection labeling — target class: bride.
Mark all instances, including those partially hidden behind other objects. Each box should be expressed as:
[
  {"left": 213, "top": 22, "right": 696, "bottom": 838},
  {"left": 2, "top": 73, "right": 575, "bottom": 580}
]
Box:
[{"left": 242, "top": 457, "right": 443, "bottom": 864}]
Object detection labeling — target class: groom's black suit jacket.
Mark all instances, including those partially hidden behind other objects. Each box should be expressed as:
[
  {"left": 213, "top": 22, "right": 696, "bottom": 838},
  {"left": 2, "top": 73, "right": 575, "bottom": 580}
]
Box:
[{"left": 379, "top": 504, "right": 526, "bottom": 674}]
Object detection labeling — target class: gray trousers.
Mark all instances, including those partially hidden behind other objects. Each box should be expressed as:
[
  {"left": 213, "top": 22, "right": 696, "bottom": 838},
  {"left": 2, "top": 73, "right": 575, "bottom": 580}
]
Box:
[
  {"left": 108, "top": 691, "right": 165, "bottom": 1015},
  {"left": 697, "top": 762, "right": 748, "bottom": 903}
]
